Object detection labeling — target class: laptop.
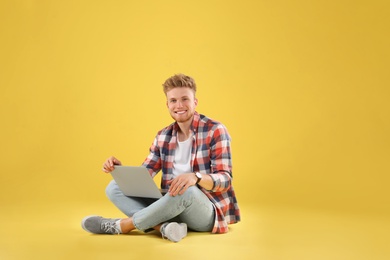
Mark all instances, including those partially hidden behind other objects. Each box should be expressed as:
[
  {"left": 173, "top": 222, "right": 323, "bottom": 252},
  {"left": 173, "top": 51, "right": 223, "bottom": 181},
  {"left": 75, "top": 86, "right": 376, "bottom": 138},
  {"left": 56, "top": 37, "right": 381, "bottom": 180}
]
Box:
[{"left": 110, "top": 166, "right": 164, "bottom": 199}]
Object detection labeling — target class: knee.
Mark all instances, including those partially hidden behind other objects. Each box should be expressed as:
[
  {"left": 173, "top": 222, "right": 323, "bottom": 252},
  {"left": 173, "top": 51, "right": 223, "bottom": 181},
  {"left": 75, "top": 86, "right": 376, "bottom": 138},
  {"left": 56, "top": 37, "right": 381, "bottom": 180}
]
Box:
[
  {"left": 105, "top": 180, "right": 120, "bottom": 201},
  {"left": 182, "top": 185, "right": 201, "bottom": 199}
]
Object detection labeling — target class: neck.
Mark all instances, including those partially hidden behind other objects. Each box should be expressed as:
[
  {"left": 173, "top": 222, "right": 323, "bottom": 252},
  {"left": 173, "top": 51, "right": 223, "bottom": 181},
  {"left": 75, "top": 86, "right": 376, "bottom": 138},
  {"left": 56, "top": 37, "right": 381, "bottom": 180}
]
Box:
[{"left": 177, "top": 120, "right": 192, "bottom": 141}]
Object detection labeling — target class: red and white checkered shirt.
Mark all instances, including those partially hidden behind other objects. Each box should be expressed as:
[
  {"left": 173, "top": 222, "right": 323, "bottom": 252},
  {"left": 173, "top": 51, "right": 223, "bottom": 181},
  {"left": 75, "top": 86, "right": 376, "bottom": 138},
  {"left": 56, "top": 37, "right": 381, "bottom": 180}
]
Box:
[{"left": 142, "top": 112, "right": 240, "bottom": 233}]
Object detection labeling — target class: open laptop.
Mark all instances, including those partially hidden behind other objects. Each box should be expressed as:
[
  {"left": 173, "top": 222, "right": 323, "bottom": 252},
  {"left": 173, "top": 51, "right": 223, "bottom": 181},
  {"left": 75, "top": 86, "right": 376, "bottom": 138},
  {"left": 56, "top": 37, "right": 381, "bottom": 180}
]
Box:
[{"left": 110, "top": 166, "right": 164, "bottom": 199}]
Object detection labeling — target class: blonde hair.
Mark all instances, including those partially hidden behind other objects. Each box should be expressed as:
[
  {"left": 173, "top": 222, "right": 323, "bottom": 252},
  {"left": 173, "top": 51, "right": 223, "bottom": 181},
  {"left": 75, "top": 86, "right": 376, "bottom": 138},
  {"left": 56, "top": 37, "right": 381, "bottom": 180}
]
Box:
[{"left": 162, "top": 74, "right": 197, "bottom": 95}]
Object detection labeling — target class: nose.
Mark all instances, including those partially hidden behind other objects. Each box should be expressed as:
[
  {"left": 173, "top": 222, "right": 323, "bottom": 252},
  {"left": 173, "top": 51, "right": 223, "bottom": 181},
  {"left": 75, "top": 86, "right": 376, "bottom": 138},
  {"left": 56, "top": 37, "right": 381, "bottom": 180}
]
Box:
[{"left": 177, "top": 101, "right": 184, "bottom": 107}]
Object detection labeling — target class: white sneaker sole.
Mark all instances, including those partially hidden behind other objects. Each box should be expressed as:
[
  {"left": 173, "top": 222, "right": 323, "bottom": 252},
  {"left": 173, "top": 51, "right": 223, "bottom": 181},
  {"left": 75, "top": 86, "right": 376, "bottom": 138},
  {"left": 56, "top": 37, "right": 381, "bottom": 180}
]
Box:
[{"left": 163, "top": 223, "right": 187, "bottom": 242}]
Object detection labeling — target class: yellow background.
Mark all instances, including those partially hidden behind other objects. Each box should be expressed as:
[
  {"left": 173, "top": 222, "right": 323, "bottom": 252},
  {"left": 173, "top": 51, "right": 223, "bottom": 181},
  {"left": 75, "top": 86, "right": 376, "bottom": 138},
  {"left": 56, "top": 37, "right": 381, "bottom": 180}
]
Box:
[{"left": 1, "top": 0, "right": 389, "bottom": 259}]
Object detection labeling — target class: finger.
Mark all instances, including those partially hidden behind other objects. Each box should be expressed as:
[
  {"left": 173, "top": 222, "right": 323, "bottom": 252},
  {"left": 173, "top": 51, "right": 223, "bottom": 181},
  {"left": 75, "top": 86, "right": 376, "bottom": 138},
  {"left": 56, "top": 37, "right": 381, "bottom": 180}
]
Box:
[
  {"left": 114, "top": 158, "right": 122, "bottom": 165},
  {"left": 108, "top": 157, "right": 122, "bottom": 168},
  {"left": 171, "top": 187, "right": 181, "bottom": 196},
  {"left": 168, "top": 178, "right": 178, "bottom": 191},
  {"left": 169, "top": 182, "right": 180, "bottom": 196},
  {"left": 169, "top": 176, "right": 186, "bottom": 194},
  {"left": 103, "top": 157, "right": 116, "bottom": 172},
  {"left": 102, "top": 165, "right": 109, "bottom": 173},
  {"left": 179, "top": 184, "right": 188, "bottom": 195},
  {"left": 174, "top": 182, "right": 187, "bottom": 196},
  {"left": 109, "top": 157, "right": 114, "bottom": 167},
  {"left": 102, "top": 162, "right": 108, "bottom": 171}
]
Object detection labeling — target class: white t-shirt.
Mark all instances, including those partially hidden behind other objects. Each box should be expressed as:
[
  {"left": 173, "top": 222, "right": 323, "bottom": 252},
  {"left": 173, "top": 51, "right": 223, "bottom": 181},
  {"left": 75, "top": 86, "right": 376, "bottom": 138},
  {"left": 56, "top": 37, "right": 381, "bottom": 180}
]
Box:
[{"left": 172, "top": 134, "right": 193, "bottom": 177}]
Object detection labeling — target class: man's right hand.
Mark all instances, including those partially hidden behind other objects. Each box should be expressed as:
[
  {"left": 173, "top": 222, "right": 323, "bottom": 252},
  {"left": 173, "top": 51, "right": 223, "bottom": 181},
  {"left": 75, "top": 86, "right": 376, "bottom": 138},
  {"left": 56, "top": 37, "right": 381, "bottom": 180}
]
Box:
[{"left": 102, "top": 156, "right": 122, "bottom": 173}]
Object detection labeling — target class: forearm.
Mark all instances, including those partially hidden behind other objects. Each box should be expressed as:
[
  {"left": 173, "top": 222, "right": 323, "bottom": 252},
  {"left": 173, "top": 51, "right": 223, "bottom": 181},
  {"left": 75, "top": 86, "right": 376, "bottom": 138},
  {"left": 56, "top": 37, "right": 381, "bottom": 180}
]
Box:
[
  {"left": 198, "top": 171, "right": 231, "bottom": 192},
  {"left": 196, "top": 173, "right": 214, "bottom": 190}
]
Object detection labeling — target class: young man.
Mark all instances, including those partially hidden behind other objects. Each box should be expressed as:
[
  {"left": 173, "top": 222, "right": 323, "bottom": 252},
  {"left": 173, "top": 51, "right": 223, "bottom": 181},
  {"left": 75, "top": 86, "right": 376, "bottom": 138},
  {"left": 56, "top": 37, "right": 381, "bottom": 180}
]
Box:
[{"left": 82, "top": 74, "right": 240, "bottom": 242}]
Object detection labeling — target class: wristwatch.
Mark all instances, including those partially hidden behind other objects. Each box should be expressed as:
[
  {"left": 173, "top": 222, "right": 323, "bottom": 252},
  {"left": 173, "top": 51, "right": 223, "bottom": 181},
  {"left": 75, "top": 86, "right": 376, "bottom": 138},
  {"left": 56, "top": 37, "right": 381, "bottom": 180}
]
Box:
[{"left": 194, "top": 172, "right": 202, "bottom": 184}]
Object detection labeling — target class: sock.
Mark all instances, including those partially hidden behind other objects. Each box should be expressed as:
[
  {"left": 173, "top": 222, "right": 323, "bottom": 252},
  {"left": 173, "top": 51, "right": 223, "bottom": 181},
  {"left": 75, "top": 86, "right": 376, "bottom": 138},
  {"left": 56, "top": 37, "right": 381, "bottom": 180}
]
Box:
[{"left": 115, "top": 219, "right": 123, "bottom": 233}]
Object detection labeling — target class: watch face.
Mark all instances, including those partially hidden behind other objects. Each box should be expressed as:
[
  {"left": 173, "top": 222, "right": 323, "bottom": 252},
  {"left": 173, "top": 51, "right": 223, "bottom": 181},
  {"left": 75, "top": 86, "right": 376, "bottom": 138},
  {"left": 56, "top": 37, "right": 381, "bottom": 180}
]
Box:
[{"left": 196, "top": 172, "right": 202, "bottom": 179}]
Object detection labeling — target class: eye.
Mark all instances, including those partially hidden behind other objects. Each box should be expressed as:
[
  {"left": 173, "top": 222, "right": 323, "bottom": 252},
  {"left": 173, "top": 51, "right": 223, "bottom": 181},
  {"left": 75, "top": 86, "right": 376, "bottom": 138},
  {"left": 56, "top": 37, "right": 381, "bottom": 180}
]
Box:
[{"left": 170, "top": 99, "right": 177, "bottom": 103}]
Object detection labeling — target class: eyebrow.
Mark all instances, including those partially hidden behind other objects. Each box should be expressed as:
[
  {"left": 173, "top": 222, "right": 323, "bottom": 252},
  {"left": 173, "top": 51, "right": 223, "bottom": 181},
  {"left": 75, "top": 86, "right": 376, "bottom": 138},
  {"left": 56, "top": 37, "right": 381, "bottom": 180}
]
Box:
[{"left": 169, "top": 96, "right": 190, "bottom": 100}]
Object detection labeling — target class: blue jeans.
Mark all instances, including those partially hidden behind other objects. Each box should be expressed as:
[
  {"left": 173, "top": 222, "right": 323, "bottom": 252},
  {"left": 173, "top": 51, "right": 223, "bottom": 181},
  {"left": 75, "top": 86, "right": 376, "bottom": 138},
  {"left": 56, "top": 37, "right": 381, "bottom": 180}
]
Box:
[{"left": 105, "top": 180, "right": 215, "bottom": 232}]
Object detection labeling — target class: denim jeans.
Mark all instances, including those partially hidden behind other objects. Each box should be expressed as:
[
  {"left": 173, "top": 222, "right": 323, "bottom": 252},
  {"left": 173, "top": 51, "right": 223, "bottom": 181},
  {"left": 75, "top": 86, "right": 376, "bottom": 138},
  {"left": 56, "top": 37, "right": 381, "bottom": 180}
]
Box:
[{"left": 105, "top": 180, "right": 215, "bottom": 232}]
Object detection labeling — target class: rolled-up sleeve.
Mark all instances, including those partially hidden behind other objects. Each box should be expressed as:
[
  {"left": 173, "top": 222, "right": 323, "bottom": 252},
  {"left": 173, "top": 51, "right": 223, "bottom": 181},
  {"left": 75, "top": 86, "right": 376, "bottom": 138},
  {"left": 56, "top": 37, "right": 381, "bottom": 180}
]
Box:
[
  {"left": 209, "top": 124, "right": 233, "bottom": 192},
  {"left": 142, "top": 135, "right": 162, "bottom": 178}
]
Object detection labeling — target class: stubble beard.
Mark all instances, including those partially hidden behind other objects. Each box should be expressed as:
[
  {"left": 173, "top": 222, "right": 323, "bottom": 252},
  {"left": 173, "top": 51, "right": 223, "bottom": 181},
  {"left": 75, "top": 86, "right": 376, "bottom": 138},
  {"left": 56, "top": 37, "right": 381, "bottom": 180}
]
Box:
[{"left": 171, "top": 111, "right": 194, "bottom": 124}]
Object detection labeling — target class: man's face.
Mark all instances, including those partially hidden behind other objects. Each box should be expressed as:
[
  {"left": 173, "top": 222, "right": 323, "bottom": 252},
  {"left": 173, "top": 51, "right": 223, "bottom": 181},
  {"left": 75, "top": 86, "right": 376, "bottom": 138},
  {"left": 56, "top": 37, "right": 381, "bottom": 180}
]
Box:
[{"left": 166, "top": 87, "right": 198, "bottom": 124}]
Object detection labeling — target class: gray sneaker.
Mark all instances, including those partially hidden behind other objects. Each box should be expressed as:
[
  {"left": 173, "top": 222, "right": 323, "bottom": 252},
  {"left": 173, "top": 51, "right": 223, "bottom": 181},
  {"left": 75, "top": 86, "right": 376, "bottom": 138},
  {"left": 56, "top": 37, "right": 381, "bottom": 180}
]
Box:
[
  {"left": 160, "top": 222, "right": 187, "bottom": 242},
  {"left": 81, "top": 215, "right": 121, "bottom": 234}
]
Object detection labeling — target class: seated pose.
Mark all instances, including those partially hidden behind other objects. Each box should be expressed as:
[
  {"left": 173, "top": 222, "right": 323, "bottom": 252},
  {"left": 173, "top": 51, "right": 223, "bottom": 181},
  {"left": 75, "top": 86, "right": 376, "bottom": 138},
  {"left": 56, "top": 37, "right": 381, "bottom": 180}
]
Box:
[{"left": 82, "top": 73, "right": 240, "bottom": 242}]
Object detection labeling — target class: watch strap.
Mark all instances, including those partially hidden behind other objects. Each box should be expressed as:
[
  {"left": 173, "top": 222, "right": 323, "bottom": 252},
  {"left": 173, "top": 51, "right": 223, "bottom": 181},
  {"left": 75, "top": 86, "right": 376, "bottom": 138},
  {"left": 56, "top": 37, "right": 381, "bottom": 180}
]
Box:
[{"left": 195, "top": 172, "right": 202, "bottom": 184}]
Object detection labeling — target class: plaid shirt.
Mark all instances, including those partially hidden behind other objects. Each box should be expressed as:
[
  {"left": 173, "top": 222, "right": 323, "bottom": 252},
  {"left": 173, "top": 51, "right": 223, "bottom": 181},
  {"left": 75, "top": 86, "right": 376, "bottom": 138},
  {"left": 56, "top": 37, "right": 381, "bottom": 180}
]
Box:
[{"left": 142, "top": 112, "right": 240, "bottom": 233}]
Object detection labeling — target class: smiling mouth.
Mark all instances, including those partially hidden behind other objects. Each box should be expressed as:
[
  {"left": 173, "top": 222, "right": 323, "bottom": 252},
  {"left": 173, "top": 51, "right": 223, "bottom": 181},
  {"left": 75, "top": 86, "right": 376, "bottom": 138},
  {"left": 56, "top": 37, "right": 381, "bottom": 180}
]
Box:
[{"left": 175, "top": 111, "right": 187, "bottom": 114}]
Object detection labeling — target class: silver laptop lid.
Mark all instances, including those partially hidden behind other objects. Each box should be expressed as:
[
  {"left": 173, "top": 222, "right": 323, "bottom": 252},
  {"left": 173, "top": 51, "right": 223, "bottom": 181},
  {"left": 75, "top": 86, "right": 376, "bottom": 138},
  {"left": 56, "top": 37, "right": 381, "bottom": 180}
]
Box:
[{"left": 110, "top": 166, "right": 162, "bottom": 199}]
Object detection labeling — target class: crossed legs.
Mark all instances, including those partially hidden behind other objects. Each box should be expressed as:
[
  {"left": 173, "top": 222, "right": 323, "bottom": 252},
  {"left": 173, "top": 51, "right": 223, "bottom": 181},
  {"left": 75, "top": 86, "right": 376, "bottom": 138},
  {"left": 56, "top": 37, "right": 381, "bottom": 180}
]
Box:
[{"left": 105, "top": 180, "right": 215, "bottom": 233}]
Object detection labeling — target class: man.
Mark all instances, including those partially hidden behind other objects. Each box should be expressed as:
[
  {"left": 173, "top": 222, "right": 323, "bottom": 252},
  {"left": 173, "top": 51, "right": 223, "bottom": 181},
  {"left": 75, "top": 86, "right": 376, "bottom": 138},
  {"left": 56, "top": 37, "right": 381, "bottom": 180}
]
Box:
[{"left": 82, "top": 73, "right": 240, "bottom": 242}]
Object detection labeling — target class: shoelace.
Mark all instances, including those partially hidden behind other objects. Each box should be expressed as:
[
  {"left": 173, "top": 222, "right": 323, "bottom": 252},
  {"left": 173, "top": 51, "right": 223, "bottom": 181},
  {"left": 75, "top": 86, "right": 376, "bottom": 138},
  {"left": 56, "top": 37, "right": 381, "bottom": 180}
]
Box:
[{"left": 101, "top": 220, "right": 121, "bottom": 234}]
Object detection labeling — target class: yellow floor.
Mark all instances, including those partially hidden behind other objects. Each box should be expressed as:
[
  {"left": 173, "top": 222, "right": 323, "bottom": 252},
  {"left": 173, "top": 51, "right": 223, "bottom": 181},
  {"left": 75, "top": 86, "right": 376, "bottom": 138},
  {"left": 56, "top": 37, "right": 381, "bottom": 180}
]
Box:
[{"left": 1, "top": 201, "right": 389, "bottom": 260}]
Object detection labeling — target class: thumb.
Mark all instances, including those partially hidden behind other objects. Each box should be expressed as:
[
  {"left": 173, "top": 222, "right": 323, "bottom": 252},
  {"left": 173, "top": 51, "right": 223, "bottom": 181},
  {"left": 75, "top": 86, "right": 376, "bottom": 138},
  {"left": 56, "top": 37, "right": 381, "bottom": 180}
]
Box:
[{"left": 113, "top": 158, "right": 122, "bottom": 165}]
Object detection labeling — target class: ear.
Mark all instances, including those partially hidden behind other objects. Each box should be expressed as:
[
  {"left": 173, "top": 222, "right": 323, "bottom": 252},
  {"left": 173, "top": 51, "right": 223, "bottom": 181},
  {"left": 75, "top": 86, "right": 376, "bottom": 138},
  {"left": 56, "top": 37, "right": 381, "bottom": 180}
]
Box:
[
  {"left": 194, "top": 98, "right": 198, "bottom": 107},
  {"left": 166, "top": 100, "right": 169, "bottom": 108}
]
